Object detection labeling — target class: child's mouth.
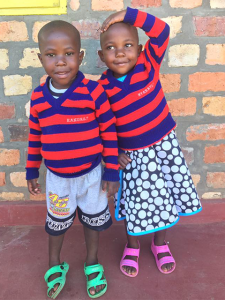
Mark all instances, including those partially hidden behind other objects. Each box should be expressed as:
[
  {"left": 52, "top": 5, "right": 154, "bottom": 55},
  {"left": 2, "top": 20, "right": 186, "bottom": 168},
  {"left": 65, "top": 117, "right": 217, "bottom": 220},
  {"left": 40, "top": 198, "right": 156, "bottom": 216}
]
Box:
[
  {"left": 115, "top": 62, "right": 128, "bottom": 66},
  {"left": 55, "top": 72, "right": 69, "bottom": 78}
]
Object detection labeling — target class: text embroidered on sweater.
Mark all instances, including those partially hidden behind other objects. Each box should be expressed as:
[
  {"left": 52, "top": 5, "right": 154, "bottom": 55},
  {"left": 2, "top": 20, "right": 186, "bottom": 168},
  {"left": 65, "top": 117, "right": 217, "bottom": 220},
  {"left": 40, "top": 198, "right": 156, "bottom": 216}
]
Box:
[
  {"left": 138, "top": 83, "right": 154, "bottom": 97},
  {"left": 67, "top": 116, "right": 89, "bottom": 123}
]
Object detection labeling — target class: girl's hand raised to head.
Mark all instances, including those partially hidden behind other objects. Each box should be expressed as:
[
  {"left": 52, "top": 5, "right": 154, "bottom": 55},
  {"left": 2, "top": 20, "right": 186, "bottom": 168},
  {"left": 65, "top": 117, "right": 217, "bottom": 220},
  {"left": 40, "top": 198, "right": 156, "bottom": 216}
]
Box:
[{"left": 101, "top": 10, "right": 127, "bottom": 32}]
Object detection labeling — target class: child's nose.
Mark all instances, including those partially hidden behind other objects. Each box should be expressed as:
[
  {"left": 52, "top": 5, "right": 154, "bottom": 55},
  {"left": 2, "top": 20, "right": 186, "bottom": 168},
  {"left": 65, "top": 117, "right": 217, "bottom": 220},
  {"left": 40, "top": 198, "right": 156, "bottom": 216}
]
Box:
[
  {"left": 56, "top": 56, "right": 66, "bottom": 66},
  {"left": 115, "top": 48, "right": 125, "bottom": 57}
]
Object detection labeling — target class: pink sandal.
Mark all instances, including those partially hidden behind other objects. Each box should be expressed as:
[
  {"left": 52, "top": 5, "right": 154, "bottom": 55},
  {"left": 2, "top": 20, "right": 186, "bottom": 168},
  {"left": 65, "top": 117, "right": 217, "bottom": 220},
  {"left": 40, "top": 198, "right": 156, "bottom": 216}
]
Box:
[
  {"left": 151, "top": 238, "right": 176, "bottom": 274},
  {"left": 120, "top": 241, "right": 140, "bottom": 278}
]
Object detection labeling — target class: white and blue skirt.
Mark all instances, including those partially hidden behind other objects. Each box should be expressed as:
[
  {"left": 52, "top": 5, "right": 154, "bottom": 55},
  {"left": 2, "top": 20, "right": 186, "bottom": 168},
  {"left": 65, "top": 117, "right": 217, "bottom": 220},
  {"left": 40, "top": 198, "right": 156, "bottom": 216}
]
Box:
[{"left": 115, "top": 130, "right": 202, "bottom": 236}]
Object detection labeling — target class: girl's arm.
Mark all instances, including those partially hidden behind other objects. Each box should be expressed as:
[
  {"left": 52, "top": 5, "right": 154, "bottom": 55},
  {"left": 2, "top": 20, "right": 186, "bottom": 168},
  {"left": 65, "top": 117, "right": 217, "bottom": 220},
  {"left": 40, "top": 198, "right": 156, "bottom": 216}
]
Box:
[{"left": 124, "top": 7, "right": 170, "bottom": 66}]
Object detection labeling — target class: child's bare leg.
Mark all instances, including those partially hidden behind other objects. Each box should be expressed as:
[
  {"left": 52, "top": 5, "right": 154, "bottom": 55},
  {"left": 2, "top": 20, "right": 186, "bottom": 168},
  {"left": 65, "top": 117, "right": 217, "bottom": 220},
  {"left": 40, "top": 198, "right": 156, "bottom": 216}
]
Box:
[
  {"left": 83, "top": 226, "right": 105, "bottom": 296},
  {"left": 154, "top": 229, "right": 174, "bottom": 272},
  {"left": 122, "top": 220, "right": 139, "bottom": 276},
  {"left": 48, "top": 233, "right": 65, "bottom": 296}
]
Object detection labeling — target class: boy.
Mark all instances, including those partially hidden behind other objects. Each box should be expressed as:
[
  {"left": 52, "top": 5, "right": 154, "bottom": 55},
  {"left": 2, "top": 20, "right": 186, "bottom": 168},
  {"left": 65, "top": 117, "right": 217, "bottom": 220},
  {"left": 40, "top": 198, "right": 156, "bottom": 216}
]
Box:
[
  {"left": 26, "top": 20, "right": 119, "bottom": 299},
  {"left": 98, "top": 8, "right": 201, "bottom": 278}
]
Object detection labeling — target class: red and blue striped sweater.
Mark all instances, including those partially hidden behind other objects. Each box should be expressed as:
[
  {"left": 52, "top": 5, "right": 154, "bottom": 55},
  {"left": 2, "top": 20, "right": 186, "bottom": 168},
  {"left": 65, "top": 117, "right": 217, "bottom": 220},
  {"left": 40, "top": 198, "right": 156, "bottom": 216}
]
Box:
[
  {"left": 98, "top": 7, "right": 176, "bottom": 151},
  {"left": 26, "top": 71, "right": 119, "bottom": 182}
]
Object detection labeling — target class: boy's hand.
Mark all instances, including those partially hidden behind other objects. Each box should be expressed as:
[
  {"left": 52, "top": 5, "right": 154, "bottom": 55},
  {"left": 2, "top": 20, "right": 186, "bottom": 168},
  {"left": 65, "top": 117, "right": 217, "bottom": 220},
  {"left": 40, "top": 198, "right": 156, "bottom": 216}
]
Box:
[
  {"left": 118, "top": 153, "right": 132, "bottom": 170},
  {"left": 102, "top": 180, "right": 120, "bottom": 199},
  {"left": 27, "top": 179, "right": 41, "bottom": 195},
  {"left": 101, "top": 10, "right": 127, "bottom": 32}
]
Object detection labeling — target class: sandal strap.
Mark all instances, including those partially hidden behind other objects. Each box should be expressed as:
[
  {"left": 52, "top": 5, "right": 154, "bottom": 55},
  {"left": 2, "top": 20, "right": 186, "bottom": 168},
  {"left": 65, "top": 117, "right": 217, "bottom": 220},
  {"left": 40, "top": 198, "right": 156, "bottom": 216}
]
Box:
[
  {"left": 87, "top": 277, "right": 107, "bottom": 290},
  {"left": 44, "top": 262, "right": 69, "bottom": 282},
  {"left": 154, "top": 244, "right": 170, "bottom": 254},
  {"left": 120, "top": 259, "right": 138, "bottom": 270},
  {"left": 122, "top": 242, "right": 140, "bottom": 259},
  {"left": 84, "top": 263, "right": 107, "bottom": 291},
  {"left": 152, "top": 239, "right": 171, "bottom": 255},
  {"left": 158, "top": 256, "right": 176, "bottom": 269},
  {"left": 84, "top": 263, "right": 104, "bottom": 276},
  {"left": 46, "top": 276, "right": 64, "bottom": 289}
]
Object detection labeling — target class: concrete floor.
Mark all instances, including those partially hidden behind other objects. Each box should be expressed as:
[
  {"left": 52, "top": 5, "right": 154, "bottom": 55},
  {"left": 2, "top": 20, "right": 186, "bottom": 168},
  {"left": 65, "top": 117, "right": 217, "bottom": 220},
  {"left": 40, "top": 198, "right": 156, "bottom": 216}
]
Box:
[{"left": 0, "top": 220, "right": 224, "bottom": 300}]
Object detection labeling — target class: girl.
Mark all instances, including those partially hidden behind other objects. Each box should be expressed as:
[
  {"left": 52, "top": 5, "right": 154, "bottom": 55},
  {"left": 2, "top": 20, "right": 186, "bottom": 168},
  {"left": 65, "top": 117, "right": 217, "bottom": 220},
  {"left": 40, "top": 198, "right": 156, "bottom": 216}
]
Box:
[{"left": 98, "top": 7, "right": 202, "bottom": 277}]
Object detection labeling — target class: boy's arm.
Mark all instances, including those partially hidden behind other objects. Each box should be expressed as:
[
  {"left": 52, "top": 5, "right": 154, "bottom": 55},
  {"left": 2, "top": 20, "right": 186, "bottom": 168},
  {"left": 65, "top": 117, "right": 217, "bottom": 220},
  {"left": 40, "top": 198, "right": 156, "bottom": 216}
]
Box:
[
  {"left": 91, "top": 83, "right": 120, "bottom": 183},
  {"left": 124, "top": 7, "right": 170, "bottom": 66},
  {"left": 26, "top": 92, "right": 43, "bottom": 181}
]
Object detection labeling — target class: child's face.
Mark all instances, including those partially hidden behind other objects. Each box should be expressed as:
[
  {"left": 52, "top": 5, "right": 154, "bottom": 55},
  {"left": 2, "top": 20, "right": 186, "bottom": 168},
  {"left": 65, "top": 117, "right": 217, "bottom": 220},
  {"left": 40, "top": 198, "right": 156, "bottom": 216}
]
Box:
[
  {"left": 99, "top": 23, "right": 142, "bottom": 78},
  {"left": 38, "top": 29, "right": 84, "bottom": 89}
]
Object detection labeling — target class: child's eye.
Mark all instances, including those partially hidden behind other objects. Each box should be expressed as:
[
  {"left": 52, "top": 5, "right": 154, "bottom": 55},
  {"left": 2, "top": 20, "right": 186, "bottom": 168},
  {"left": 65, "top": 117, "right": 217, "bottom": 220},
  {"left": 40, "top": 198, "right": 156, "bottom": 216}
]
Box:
[
  {"left": 125, "top": 43, "right": 132, "bottom": 48},
  {"left": 106, "top": 46, "right": 114, "bottom": 50},
  {"left": 66, "top": 52, "right": 74, "bottom": 56},
  {"left": 47, "top": 53, "right": 55, "bottom": 57}
]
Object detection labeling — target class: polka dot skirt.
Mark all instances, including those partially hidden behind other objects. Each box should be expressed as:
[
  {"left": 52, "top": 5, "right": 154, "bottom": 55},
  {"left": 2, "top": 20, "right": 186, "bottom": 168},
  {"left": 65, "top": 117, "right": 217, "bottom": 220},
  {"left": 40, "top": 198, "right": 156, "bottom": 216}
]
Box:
[{"left": 115, "top": 131, "right": 202, "bottom": 236}]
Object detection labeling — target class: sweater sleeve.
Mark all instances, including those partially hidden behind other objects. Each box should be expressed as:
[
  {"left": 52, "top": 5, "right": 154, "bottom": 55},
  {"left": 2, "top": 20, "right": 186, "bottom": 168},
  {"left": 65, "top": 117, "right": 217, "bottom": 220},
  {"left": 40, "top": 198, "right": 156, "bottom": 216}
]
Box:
[
  {"left": 25, "top": 92, "right": 43, "bottom": 180},
  {"left": 91, "top": 83, "right": 119, "bottom": 182},
  {"left": 124, "top": 6, "right": 170, "bottom": 67}
]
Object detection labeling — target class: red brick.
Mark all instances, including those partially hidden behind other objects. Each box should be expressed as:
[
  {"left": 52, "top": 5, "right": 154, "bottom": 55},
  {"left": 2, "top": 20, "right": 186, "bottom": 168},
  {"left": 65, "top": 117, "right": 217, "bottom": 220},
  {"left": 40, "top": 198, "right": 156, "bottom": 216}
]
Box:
[
  {"left": 160, "top": 74, "right": 181, "bottom": 93},
  {"left": 0, "top": 126, "right": 4, "bottom": 143},
  {"left": 187, "top": 124, "right": 225, "bottom": 141},
  {"left": 204, "top": 144, "right": 225, "bottom": 164},
  {"left": 10, "top": 172, "right": 26, "bottom": 187},
  {"left": 170, "top": 0, "right": 202, "bottom": 8},
  {"left": 168, "top": 97, "right": 196, "bottom": 116},
  {"left": 131, "top": 0, "right": 161, "bottom": 7},
  {"left": 8, "top": 125, "right": 29, "bottom": 142},
  {"left": 0, "top": 192, "right": 25, "bottom": 201},
  {"left": 70, "top": 0, "right": 80, "bottom": 11},
  {"left": 92, "top": 0, "right": 124, "bottom": 11},
  {"left": 181, "top": 147, "right": 194, "bottom": 165},
  {"left": 194, "top": 16, "right": 225, "bottom": 37},
  {"left": 207, "top": 172, "right": 225, "bottom": 188},
  {"left": 0, "top": 104, "right": 15, "bottom": 119},
  {"left": 30, "top": 193, "right": 46, "bottom": 201},
  {"left": 192, "top": 174, "right": 200, "bottom": 187},
  {"left": 206, "top": 44, "right": 225, "bottom": 65},
  {"left": 203, "top": 96, "right": 225, "bottom": 116},
  {"left": 0, "top": 21, "right": 28, "bottom": 42},
  {"left": 72, "top": 20, "right": 101, "bottom": 39},
  {"left": 0, "top": 172, "right": 6, "bottom": 186},
  {"left": 189, "top": 72, "right": 225, "bottom": 92},
  {"left": 0, "top": 149, "right": 20, "bottom": 166}
]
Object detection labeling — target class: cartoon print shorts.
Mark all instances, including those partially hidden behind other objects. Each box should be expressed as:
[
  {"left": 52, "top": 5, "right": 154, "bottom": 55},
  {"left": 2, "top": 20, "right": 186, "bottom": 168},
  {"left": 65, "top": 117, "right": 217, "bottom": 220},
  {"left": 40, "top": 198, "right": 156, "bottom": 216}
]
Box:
[{"left": 45, "top": 163, "right": 112, "bottom": 236}]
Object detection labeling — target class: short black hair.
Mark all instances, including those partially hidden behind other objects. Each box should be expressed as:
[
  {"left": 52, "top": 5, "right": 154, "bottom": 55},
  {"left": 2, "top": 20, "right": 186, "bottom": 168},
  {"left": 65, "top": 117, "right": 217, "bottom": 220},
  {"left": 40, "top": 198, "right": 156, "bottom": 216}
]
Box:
[
  {"left": 38, "top": 20, "right": 81, "bottom": 50},
  {"left": 100, "top": 22, "right": 139, "bottom": 48}
]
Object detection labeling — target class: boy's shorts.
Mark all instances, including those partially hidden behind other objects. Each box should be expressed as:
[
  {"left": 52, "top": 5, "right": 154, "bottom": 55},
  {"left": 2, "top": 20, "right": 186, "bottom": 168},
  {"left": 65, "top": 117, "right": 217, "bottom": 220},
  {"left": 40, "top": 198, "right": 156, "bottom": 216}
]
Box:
[{"left": 45, "top": 163, "right": 112, "bottom": 236}]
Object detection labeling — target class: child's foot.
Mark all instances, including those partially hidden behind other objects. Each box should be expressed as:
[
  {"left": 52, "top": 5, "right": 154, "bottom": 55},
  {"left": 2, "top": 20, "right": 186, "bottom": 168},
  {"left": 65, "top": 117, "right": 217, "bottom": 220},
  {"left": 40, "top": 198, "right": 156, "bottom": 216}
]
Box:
[
  {"left": 152, "top": 237, "right": 175, "bottom": 273},
  {"left": 48, "top": 261, "right": 61, "bottom": 297},
  {"left": 44, "top": 261, "right": 69, "bottom": 298},
  {"left": 121, "top": 240, "right": 140, "bottom": 277},
  {"left": 86, "top": 259, "right": 106, "bottom": 296}
]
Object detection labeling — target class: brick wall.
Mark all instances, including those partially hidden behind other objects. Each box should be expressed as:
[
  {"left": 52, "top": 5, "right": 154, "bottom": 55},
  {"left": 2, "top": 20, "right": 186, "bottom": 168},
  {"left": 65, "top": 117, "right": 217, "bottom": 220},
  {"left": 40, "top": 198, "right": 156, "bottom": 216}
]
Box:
[{"left": 0, "top": 0, "right": 225, "bottom": 201}]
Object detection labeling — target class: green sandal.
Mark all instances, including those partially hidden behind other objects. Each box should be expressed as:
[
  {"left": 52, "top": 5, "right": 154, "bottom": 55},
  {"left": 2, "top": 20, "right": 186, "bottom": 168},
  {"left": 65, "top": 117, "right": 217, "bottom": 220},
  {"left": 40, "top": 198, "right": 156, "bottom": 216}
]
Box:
[
  {"left": 44, "top": 262, "right": 69, "bottom": 299},
  {"left": 84, "top": 263, "right": 107, "bottom": 299}
]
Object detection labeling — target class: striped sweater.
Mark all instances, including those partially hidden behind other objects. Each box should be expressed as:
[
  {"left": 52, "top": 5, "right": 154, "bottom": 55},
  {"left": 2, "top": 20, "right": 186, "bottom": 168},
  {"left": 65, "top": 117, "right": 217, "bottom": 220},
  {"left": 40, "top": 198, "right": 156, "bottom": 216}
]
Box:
[
  {"left": 98, "top": 7, "right": 176, "bottom": 151},
  {"left": 26, "top": 71, "right": 119, "bottom": 182}
]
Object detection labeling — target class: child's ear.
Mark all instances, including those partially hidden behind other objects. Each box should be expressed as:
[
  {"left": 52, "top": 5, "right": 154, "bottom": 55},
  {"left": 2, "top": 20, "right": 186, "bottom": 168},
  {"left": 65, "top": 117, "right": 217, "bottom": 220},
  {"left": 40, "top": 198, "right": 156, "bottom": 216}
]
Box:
[
  {"left": 138, "top": 44, "right": 143, "bottom": 56},
  {"left": 98, "top": 50, "right": 105, "bottom": 62},
  {"left": 79, "top": 50, "right": 85, "bottom": 65},
  {"left": 38, "top": 53, "right": 43, "bottom": 65}
]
